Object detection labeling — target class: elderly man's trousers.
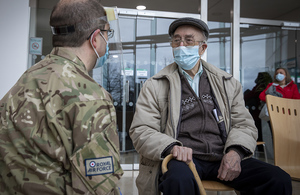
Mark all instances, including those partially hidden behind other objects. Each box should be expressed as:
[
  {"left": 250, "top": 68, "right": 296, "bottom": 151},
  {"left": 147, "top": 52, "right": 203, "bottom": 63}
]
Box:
[{"left": 158, "top": 157, "right": 292, "bottom": 195}]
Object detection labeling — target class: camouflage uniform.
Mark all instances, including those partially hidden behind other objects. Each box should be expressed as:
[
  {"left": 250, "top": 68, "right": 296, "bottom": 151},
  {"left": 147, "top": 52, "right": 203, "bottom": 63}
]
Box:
[{"left": 0, "top": 47, "right": 123, "bottom": 195}]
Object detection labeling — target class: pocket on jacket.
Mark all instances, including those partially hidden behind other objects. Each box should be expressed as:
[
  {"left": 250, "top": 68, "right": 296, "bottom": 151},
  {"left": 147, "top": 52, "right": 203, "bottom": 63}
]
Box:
[{"left": 70, "top": 122, "right": 123, "bottom": 195}]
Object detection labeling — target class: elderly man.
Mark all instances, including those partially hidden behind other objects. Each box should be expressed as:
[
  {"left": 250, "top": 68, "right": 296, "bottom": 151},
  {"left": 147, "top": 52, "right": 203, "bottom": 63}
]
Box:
[
  {"left": 0, "top": 0, "right": 123, "bottom": 194},
  {"left": 129, "top": 17, "right": 292, "bottom": 195}
]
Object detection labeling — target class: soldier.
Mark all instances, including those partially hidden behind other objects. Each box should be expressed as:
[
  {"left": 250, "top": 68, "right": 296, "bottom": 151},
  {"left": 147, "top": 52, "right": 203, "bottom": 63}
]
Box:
[{"left": 0, "top": 0, "right": 123, "bottom": 194}]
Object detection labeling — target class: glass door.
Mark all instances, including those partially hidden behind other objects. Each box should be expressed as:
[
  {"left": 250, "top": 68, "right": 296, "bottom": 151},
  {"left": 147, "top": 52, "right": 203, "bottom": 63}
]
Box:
[
  {"left": 117, "top": 14, "right": 176, "bottom": 169},
  {"left": 241, "top": 24, "right": 300, "bottom": 161}
]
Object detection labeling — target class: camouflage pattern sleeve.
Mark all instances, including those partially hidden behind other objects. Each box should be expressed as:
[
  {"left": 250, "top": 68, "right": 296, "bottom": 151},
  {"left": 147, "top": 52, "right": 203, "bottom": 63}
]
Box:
[{"left": 0, "top": 47, "right": 123, "bottom": 195}]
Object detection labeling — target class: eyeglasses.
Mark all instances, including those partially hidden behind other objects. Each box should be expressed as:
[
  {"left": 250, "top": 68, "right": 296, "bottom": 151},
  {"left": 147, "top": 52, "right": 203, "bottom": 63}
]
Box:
[
  {"left": 170, "top": 38, "right": 205, "bottom": 47},
  {"left": 101, "top": 29, "right": 114, "bottom": 39},
  {"left": 87, "top": 28, "right": 114, "bottom": 40}
]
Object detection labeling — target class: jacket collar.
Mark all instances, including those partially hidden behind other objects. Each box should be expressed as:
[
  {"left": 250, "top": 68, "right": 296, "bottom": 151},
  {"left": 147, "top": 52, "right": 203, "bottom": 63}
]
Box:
[
  {"left": 50, "top": 47, "right": 87, "bottom": 72},
  {"left": 273, "top": 80, "right": 294, "bottom": 87}
]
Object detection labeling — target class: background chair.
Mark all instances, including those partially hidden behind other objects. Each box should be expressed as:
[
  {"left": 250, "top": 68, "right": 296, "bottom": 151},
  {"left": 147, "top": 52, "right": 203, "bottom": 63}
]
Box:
[
  {"left": 266, "top": 95, "right": 300, "bottom": 180},
  {"left": 255, "top": 141, "right": 268, "bottom": 163},
  {"left": 245, "top": 107, "right": 268, "bottom": 163}
]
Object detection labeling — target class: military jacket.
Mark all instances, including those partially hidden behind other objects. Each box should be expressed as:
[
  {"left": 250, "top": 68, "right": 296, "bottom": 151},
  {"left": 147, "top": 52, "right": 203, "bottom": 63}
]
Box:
[{"left": 0, "top": 47, "right": 123, "bottom": 195}]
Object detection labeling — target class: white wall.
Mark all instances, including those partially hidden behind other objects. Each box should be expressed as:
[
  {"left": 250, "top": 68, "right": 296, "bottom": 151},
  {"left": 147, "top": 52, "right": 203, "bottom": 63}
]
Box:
[{"left": 0, "top": 0, "right": 30, "bottom": 99}]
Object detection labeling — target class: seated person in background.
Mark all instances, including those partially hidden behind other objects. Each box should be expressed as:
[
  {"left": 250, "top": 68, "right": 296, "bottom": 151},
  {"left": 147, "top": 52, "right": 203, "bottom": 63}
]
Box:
[
  {"left": 244, "top": 72, "right": 272, "bottom": 144},
  {"left": 259, "top": 67, "right": 300, "bottom": 135},
  {"left": 129, "top": 17, "right": 292, "bottom": 195},
  {"left": 259, "top": 67, "right": 300, "bottom": 102}
]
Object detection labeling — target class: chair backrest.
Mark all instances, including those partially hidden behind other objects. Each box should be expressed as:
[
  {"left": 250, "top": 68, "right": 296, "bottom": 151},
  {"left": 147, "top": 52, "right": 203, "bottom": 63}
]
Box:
[{"left": 266, "top": 95, "right": 300, "bottom": 180}]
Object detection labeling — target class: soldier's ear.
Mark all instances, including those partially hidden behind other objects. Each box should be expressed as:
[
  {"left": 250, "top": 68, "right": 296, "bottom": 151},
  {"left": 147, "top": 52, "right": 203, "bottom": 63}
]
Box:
[{"left": 90, "top": 29, "right": 101, "bottom": 49}]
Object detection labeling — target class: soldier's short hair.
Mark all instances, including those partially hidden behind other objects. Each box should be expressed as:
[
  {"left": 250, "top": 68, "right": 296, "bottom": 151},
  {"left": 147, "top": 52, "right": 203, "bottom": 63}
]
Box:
[{"left": 50, "top": 0, "right": 107, "bottom": 47}]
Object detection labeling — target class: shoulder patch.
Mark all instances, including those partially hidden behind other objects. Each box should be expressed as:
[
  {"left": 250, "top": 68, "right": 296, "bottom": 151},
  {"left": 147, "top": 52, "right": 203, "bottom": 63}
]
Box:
[{"left": 85, "top": 156, "right": 114, "bottom": 176}]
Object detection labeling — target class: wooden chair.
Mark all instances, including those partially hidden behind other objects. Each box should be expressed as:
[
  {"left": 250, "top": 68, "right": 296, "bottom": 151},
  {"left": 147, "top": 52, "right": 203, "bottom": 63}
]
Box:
[
  {"left": 266, "top": 95, "right": 300, "bottom": 180},
  {"left": 161, "top": 154, "right": 236, "bottom": 195},
  {"left": 201, "top": 180, "right": 235, "bottom": 195}
]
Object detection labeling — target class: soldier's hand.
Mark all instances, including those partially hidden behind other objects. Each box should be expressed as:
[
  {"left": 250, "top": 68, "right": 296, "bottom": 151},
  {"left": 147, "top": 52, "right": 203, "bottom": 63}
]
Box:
[
  {"left": 217, "top": 150, "right": 241, "bottom": 181},
  {"left": 170, "top": 145, "right": 193, "bottom": 164}
]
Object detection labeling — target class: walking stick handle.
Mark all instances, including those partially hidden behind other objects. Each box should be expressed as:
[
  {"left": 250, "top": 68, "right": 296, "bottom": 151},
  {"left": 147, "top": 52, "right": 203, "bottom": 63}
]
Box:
[{"left": 161, "top": 154, "right": 207, "bottom": 195}]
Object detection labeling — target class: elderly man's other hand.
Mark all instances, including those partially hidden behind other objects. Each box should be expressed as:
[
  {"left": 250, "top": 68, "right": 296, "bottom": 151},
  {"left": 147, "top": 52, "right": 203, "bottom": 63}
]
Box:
[
  {"left": 217, "top": 150, "right": 241, "bottom": 181},
  {"left": 170, "top": 145, "right": 193, "bottom": 164}
]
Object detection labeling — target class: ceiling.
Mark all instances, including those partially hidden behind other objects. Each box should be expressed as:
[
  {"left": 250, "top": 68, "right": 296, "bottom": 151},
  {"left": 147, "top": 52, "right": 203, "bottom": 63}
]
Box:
[{"left": 37, "top": 0, "right": 300, "bottom": 23}]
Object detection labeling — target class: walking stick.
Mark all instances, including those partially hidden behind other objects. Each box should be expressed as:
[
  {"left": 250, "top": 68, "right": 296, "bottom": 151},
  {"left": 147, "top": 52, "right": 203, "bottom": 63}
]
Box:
[{"left": 161, "top": 154, "right": 207, "bottom": 195}]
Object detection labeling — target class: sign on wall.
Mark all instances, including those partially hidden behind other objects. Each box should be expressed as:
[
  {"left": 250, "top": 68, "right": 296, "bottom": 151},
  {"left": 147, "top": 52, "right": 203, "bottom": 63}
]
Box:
[{"left": 29, "top": 37, "right": 43, "bottom": 55}]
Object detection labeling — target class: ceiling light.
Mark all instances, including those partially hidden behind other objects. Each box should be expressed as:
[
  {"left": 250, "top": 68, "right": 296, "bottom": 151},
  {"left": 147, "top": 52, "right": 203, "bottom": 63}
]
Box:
[{"left": 136, "top": 5, "right": 146, "bottom": 10}]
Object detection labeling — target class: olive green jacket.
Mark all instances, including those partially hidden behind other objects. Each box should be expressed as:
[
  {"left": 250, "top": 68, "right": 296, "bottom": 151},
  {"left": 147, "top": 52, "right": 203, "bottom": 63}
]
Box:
[{"left": 0, "top": 47, "right": 123, "bottom": 195}]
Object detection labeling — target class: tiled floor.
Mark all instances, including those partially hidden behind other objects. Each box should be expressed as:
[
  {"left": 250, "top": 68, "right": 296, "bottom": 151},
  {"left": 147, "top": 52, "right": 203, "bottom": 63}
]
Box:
[
  {"left": 118, "top": 152, "right": 300, "bottom": 195},
  {"left": 118, "top": 170, "right": 139, "bottom": 195}
]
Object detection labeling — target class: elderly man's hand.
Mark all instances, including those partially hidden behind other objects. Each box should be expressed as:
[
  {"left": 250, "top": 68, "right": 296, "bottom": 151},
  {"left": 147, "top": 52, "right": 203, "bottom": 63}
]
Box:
[
  {"left": 170, "top": 145, "right": 193, "bottom": 164},
  {"left": 217, "top": 150, "right": 241, "bottom": 181}
]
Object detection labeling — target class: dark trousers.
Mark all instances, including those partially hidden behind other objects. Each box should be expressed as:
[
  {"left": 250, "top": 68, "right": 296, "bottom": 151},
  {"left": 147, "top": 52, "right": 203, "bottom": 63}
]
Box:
[{"left": 158, "top": 157, "right": 292, "bottom": 195}]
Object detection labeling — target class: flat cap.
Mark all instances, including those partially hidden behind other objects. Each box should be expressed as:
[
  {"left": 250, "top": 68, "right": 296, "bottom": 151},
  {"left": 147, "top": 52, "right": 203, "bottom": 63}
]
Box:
[{"left": 168, "top": 17, "right": 209, "bottom": 39}]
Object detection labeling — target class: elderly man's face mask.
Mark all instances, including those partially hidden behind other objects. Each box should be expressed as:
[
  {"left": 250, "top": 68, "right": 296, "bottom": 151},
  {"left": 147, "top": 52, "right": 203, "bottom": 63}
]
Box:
[
  {"left": 170, "top": 32, "right": 205, "bottom": 70},
  {"left": 172, "top": 46, "right": 200, "bottom": 70}
]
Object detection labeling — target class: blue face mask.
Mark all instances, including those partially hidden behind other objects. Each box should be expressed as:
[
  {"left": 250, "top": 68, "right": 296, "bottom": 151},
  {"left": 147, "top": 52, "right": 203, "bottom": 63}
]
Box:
[
  {"left": 90, "top": 31, "right": 109, "bottom": 69},
  {"left": 276, "top": 73, "right": 285, "bottom": 82},
  {"left": 94, "top": 43, "right": 109, "bottom": 69},
  {"left": 173, "top": 46, "right": 200, "bottom": 70}
]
